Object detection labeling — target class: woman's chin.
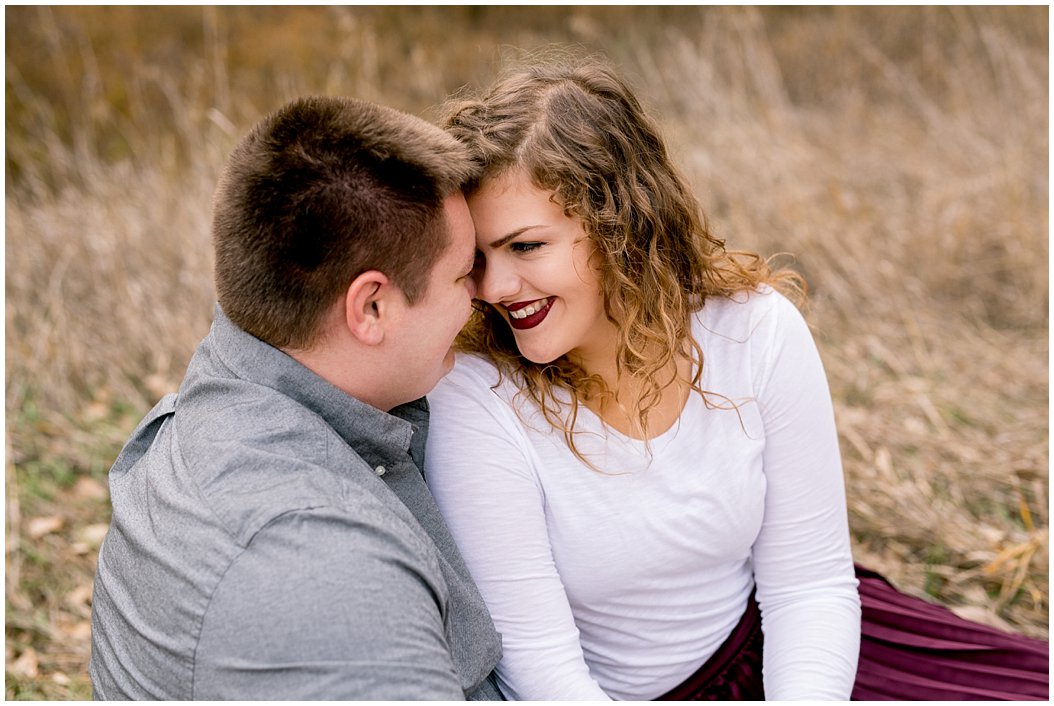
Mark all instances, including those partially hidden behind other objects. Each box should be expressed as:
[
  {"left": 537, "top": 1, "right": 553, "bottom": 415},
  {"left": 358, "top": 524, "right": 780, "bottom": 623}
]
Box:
[{"left": 517, "top": 346, "right": 563, "bottom": 366}]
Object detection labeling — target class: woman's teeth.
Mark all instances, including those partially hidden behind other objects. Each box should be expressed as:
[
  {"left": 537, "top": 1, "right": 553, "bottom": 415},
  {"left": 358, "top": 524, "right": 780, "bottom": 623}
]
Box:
[{"left": 509, "top": 298, "right": 550, "bottom": 319}]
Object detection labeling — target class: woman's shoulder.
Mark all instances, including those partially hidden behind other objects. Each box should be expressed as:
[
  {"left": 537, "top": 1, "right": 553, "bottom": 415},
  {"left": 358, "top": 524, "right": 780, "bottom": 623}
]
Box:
[
  {"left": 428, "top": 352, "right": 520, "bottom": 409},
  {"left": 427, "top": 353, "right": 549, "bottom": 451},
  {"left": 430, "top": 353, "right": 498, "bottom": 395},
  {"left": 693, "top": 285, "right": 801, "bottom": 343}
]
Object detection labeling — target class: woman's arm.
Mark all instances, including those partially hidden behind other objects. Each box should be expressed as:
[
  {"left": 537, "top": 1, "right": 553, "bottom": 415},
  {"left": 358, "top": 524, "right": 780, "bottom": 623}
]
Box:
[
  {"left": 425, "top": 361, "right": 612, "bottom": 701},
  {"left": 749, "top": 292, "right": 862, "bottom": 699}
]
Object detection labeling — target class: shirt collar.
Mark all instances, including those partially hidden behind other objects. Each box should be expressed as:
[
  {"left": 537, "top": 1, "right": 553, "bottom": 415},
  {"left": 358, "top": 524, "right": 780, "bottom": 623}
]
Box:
[{"left": 207, "top": 305, "right": 423, "bottom": 469}]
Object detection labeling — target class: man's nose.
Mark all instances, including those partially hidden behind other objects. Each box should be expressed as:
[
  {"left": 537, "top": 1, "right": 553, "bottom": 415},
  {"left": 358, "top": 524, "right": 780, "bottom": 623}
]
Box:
[{"left": 464, "top": 273, "right": 478, "bottom": 300}]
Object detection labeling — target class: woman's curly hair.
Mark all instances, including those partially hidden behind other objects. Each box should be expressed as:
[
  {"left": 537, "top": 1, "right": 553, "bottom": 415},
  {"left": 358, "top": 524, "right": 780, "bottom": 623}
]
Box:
[{"left": 444, "top": 54, "right": 802, "bottom": 461}]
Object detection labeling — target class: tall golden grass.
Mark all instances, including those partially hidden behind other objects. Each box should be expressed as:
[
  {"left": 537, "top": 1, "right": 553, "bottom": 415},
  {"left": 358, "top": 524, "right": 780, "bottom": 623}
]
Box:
[{"left": 5, "top": 6, "right": 1047, "bottom": 698}]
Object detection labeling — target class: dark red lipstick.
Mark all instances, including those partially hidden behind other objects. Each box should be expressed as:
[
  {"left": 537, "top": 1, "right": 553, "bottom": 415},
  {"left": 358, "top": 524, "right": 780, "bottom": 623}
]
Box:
[{"left": 506, "top": 297, "right": 555, "bottom": 330}]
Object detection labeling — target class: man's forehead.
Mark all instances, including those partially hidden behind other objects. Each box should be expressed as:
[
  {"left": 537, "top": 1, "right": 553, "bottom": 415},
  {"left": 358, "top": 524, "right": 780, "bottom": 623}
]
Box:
[{"left": 443, "top": 194, "right": 477, "bottom": 253}]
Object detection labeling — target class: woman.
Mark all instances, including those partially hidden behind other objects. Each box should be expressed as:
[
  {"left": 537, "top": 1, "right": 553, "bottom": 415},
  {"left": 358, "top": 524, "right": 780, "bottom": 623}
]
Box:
[{"left": 424, "top": 57, "right": 1048, "bottom": 700}]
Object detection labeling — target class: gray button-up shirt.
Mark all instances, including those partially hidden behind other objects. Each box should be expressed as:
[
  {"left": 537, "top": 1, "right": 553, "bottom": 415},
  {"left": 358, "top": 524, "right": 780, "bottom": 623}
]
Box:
[{"left": 89, "top": 307, "right": 502, "bottom": 699}]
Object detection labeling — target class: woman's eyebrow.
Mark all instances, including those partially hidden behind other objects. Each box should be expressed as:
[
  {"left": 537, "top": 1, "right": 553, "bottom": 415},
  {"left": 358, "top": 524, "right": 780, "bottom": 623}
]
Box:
[{"left": 486, "top": 225, "right": 544, "bottom": 250}]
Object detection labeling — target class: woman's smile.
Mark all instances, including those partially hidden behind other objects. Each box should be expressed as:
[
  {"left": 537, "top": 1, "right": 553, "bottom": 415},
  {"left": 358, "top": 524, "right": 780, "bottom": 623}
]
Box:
[{"left": 506, "top": 297, "right": 554, "bottom": 329}]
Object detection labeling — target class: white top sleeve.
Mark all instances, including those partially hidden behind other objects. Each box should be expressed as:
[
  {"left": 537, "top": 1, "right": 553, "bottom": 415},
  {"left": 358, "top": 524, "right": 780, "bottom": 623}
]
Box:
[
  {"left": 749, "top": 293, "right": 861, "bottom": 700},
  {"left": 425, "top": 366, "right": 612, "bottom": 701}
]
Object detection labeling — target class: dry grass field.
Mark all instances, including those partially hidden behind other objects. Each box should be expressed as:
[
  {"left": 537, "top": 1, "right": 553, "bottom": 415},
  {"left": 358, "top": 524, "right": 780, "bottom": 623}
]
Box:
[{"left": 5, "top": 6, "right": 1047, "bottom": 699}]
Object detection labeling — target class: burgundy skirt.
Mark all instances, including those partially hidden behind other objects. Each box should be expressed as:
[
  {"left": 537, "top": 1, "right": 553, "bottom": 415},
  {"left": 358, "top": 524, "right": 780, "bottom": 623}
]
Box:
[{"left": 657, "top": 565, "right": 1048, "bottom": 701}]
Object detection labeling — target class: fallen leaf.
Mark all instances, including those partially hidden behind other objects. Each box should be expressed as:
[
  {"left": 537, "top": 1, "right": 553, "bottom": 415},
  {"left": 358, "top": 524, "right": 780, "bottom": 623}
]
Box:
[
  {"left": 872, "top": 447, "right": 893, "bottom": 476},
  {"left": 27, "top": 515, "right": 64, "bottom": 539},
  {"left": 10, "top": 647, "right": 39, "bottom": 678},
  {"left": 66, "top": 582, "right": 94, "bottom": 610},
  {"left": 83, "top": 400, "right": 109, "bottom": 423},
  {"left": 145, "top": 373, "right": 174, "bottom": 399},
  {"left": 52, "top": 672, "right": 71, "bottom": 685},
  {"left": 73, "top": 476, "right": 108, "bottom": 502},
  {"left": 69, "top": 621, "right": 92, "bottom": 641},
  {"left": 33, "top": 419, "right": 65, "bottom": 436},
  {"left": 75, "top": 523, "right": 110, "bottom": 549},
  {"left": 950, "top": 604, "right": 1013, "bottom": 633}
]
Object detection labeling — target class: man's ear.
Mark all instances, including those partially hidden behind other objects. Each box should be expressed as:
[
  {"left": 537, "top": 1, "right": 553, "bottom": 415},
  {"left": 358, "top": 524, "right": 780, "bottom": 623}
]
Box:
[{"left": 344, "top": 270, "right": 393, "bottom": 346}]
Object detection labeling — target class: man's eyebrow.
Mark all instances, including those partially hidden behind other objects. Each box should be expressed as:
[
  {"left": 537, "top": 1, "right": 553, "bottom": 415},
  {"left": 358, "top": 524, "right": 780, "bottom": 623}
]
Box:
[{"left": 486, "top": 225, "right": 543, "bottom": 250}]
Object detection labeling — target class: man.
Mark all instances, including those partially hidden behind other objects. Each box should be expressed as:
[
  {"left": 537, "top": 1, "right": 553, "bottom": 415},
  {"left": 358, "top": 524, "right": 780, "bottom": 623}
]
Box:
[{"left": 89, "top": 96, "right": 502, "bottom": 699}]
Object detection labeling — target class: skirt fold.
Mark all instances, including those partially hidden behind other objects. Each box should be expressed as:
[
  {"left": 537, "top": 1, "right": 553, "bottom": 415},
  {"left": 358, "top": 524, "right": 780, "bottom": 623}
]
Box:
[
  {"left": 852, "top": 566, "right": 1048, "bottom": 701},
  {"left": 656, "top": 565, "right": 1048, "bottom": 701}
]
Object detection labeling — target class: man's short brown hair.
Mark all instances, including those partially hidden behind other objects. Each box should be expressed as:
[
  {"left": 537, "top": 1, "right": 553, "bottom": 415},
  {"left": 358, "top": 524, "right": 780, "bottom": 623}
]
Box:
[{"left": 213, "top": 95, "right": 476, "bottom": 349}]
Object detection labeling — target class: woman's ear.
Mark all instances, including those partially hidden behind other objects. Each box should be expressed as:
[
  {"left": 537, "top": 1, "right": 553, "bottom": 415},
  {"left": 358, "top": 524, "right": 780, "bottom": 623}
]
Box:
[{"left": 344, "top": 270, "right": 391, "bottom": 346}]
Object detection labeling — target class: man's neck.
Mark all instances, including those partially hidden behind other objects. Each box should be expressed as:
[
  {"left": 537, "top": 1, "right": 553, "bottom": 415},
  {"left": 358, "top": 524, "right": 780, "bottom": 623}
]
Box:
[{"left": 284, "top": 342, "right": 394, "bottom": 413}]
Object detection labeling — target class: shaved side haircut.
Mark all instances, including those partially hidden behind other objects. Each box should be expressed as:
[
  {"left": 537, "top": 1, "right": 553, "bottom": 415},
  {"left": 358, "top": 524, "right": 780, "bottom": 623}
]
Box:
[{"left": 213, "top": 95, "right": 477, "bottom": 349}]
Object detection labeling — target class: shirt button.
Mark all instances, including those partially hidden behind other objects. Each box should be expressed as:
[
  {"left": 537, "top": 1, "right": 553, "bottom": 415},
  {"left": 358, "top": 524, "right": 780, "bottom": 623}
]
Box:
[{"left": 375, "top": 465, "right": 387, "bottom": 477}]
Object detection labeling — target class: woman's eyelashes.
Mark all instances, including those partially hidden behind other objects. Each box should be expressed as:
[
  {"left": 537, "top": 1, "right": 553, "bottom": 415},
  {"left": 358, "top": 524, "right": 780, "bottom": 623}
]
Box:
[{"left": 510, "top": 241, "right": 545, "bottom": 254}]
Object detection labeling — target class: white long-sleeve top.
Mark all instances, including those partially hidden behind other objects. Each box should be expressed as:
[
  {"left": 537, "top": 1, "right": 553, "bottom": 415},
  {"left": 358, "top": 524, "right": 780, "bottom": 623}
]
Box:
[{"left": 425, "top": 289, "right": 861, "bottom": 701}]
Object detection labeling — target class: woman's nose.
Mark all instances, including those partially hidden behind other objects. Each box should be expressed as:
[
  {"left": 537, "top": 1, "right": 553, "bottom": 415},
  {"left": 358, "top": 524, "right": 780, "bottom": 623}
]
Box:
[{"left": 476, "top": 254, "right": 519, "bottom": 304}]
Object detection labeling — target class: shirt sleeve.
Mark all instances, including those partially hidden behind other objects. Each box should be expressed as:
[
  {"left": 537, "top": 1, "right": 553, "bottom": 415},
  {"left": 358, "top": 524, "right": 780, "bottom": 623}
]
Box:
[
  {"left": 425, "top": 364, "right": 612, "bottom": 701},
  {"left": 192, "top": 506, "right": 467, "bottom": 700},
  {"left": 749, "top": 292, "right": 862, "bottom": 699}
]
